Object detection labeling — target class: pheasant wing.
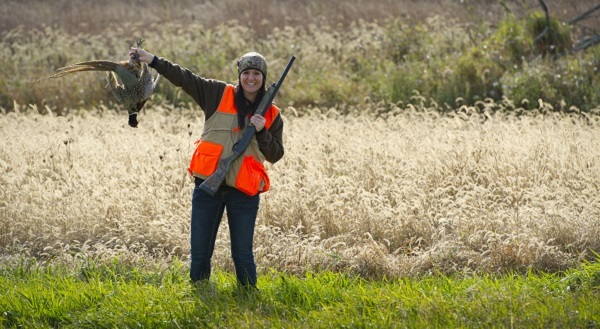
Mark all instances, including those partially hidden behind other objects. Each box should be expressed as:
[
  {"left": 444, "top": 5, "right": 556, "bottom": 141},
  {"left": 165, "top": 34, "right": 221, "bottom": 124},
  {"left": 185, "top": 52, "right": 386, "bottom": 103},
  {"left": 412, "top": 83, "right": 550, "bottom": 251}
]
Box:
[
  {"left": 111, "top": 64, "right": 139, "bottom": 89},
  {"left": 106, "top": 72, "right": 125, "bottom": 104},
  {"left": 140, "top": 63, "right": 160, "bottom": 99}
]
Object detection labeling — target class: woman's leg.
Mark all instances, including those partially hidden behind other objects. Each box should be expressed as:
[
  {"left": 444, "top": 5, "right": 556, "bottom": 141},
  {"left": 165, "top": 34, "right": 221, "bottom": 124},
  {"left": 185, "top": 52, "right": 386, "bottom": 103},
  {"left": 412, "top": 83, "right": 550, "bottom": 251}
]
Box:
[
  {"left": 190, "top": 178, "right": 226, "bottom": 283},
  {"left": 225, "top": 188, "right": 260, "bottom": 287}
]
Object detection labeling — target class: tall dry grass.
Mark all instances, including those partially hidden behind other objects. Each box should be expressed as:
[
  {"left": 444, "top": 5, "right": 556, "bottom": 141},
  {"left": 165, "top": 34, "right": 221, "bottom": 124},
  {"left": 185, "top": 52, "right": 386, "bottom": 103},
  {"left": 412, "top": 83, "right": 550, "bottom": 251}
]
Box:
[{"left": 1, "top": 100, "right": 599, "bottom": 278}]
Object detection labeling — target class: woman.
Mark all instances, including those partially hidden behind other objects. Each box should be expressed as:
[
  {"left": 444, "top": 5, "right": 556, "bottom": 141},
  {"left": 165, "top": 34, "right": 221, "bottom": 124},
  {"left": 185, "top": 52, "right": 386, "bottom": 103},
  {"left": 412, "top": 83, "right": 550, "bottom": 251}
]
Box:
[{"left": 129, "top": 47, "right": 284, "bottom": 288}]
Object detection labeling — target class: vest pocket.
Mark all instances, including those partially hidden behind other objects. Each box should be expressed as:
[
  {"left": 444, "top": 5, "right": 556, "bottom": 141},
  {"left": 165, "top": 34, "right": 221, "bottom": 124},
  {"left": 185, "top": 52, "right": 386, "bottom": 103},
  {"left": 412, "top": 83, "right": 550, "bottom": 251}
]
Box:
[
  {"left": 235, "top": 156, "right": 270, "bottom": 196},
  {"left": 188, "top": 140, "right": 224, "bottom": 177}
]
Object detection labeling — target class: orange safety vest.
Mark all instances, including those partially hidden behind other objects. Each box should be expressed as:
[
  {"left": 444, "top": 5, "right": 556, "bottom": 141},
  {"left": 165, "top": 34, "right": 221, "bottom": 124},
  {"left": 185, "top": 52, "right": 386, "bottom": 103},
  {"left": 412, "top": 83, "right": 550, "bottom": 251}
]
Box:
[{"left": 188, "top": 85, "right": 279, "bottom": 196}]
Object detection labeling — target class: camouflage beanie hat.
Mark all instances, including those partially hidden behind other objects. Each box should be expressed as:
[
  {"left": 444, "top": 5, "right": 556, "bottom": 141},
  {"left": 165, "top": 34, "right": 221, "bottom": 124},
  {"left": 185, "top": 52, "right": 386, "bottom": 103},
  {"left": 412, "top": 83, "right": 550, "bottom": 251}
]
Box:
[{"left": 237, "top": 52, "right": 268, "bottom": 79}]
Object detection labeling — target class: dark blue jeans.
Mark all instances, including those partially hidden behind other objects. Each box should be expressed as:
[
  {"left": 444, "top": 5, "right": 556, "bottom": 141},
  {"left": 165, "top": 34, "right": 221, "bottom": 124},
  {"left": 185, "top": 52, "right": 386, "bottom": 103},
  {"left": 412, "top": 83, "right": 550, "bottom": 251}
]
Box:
[{"left": 190, "top": 177, "right": 259, "bottom": 286}]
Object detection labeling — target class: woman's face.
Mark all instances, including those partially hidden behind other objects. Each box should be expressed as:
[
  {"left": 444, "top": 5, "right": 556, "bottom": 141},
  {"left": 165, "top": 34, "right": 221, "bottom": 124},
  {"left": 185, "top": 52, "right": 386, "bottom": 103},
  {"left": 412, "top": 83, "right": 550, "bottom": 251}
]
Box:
[{"left": 240, "top": 69, "right": 263, "bottom": 99}]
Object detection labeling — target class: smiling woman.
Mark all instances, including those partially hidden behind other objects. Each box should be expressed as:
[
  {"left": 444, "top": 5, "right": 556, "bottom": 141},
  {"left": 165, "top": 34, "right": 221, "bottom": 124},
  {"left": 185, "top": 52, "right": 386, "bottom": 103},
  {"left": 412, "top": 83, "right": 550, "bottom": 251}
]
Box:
[
  {"left": 128, "top": 46, "right": 285, "bottom": 289},
  {"left": 236, "top": 52, "right": 269, "bottom": 131},
  {"left": 240, "top": 69, "right": 264, "bottom": 102}
]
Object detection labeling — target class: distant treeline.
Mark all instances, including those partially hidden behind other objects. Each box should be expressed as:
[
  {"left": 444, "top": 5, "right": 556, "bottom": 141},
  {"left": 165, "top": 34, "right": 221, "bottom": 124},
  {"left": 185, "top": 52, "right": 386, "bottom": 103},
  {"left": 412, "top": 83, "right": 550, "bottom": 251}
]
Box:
[{"left": 1, "top": 5, "right": 598, "bottom": 113}]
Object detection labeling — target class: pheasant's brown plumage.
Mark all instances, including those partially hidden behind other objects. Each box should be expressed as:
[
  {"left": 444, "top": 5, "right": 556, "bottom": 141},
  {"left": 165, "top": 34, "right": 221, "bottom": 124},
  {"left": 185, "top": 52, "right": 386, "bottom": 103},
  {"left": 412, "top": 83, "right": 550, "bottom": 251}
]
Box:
[{"left": 32, "top": 40, "right": 159, "bottom": 127}]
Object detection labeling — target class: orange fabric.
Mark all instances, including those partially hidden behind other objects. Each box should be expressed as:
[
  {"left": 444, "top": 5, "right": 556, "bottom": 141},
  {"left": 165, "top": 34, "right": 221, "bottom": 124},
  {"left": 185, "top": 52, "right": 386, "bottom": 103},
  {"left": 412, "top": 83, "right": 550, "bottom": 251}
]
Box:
[
  {"left": 235, "top": 156, "right": 270, "bottom": 196},
  {"left": 216, "top": 85, "right": 237, "bottom": 114},
  {"left": 263, "top": 106, "right": 279, "bottom": 130},
  {"left": 188, "top": 140, "right": 224, "bottom": 177},
  {"left": 217, "top": 85, "right": 279, "bottom": 129}
]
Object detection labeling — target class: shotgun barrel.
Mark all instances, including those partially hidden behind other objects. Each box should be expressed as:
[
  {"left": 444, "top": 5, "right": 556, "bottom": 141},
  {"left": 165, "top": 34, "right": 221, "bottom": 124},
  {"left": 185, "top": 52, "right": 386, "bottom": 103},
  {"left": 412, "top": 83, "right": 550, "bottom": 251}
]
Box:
[{"left": 199, "top": 55, "right": 296, "bottom": 195}]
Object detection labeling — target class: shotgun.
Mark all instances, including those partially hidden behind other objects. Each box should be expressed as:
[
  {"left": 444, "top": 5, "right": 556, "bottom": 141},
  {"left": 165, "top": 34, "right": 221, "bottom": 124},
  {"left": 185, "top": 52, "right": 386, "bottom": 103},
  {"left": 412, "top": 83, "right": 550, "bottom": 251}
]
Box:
[{"left": 199, "top": 55, "right": 296, "bottom": 196}]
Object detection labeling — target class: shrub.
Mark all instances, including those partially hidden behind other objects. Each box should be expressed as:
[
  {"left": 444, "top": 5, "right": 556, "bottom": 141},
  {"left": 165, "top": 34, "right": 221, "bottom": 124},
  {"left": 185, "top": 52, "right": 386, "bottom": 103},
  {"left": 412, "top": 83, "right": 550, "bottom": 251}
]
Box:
[
  {"left": 1, "top": 15, "right": 596, "bottom": 114},
  {"left": 433, "top": 46, "right": 504, "bottom": 105},
  {"left": 501, "top": 51, "right": 599, "bottom": 112},
  {"left": 500, "top": 61, "right": 555, "bottom": 110},
  {"left": 493, "top": 16, "right": 531, "bottom": 66},
  {"left": 526, "top": 11, "right": 572, "bottom": 57}
]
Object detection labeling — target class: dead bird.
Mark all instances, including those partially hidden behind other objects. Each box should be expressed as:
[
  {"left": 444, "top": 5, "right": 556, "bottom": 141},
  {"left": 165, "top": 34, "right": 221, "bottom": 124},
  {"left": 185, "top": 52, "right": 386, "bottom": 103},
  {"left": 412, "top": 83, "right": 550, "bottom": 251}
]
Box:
[{"left": 32, "top": 38, "right": 160, "bottom": 127}]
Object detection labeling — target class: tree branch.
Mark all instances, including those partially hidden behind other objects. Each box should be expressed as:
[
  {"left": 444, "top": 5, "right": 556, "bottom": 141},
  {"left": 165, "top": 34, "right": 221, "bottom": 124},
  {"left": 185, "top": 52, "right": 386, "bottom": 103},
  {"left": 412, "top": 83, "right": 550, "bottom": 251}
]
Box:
[
  {"left": 574, "top": 34, "right": 600, "bottom": 52},
  {"left": 567, "top": 3, "right": 600, "bottom": 25},
  {"left": 533, "top": 0, "right": 550, "bottom": 46}
]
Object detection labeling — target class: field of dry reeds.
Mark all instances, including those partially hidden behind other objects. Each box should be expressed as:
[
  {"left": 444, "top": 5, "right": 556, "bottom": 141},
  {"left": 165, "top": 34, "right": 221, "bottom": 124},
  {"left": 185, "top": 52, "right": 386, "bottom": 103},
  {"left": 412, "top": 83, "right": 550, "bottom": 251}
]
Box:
[
  {"left": 1, "top": 100, "right": 599, "bottom": 278},
  {"left": 1, "top": 0, "right": 599, "bottom": 278}
]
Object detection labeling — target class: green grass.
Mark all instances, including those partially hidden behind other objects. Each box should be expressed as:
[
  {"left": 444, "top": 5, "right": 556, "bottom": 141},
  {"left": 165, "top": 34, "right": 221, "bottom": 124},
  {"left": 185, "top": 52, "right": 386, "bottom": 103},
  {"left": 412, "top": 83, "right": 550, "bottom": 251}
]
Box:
[{"left": 1, "top": 257, "right": 599, "bottom": 328}]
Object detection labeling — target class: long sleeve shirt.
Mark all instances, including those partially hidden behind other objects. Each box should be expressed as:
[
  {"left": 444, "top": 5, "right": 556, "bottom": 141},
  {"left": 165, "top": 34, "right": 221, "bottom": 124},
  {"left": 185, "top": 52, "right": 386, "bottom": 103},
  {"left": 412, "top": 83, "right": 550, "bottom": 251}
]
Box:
[{"left": 149, "top": 56, "right": 284, "bottom": 164}]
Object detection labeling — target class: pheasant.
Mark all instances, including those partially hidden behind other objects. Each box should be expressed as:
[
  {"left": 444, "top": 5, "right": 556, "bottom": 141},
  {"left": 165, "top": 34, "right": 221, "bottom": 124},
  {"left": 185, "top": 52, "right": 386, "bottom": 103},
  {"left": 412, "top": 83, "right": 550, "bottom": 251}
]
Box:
[{"left": 33, "top": 38, "right": 159, "bottom": 127}]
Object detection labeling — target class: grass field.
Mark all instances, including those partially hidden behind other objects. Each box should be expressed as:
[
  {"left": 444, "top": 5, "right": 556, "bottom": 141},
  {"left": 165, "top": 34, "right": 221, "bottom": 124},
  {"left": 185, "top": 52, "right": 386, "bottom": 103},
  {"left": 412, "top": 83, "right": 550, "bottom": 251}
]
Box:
[{"left": 1, "top": 257, "right": 599, "bottom": 328}]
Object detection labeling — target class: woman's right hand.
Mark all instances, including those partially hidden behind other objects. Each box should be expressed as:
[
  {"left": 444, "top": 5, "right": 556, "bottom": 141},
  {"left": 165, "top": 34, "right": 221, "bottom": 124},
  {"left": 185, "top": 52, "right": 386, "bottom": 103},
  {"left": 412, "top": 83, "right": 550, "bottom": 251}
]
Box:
[{"left": 129, "top": 47, "right": 154, "bottom": 64}]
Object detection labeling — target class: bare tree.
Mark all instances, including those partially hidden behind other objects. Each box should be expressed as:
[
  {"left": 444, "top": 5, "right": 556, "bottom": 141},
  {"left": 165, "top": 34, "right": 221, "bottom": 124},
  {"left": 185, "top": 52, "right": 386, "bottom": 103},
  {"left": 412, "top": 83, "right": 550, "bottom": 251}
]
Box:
[
  {"left": 567, "top": 2, "right": 600, "bottom": 51},
  {"left": 534, "top": 0, "right": 600, "bottom": 52},
  {"left": 533, "top": 0, "right": 550, "bottom": 47},
  {"left": 568, "top": 3, "right": 600, "bottom": 25}
]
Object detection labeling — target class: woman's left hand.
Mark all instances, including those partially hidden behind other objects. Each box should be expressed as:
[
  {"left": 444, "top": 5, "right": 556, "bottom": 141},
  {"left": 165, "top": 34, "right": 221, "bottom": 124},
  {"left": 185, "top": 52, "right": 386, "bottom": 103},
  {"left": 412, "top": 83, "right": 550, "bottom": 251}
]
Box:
[
  {"left": 129, "top": 47, "right": 154, "bottom": 64},
  {"left": 250, "top": 114, "right": 266, "bottom": 132}
]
